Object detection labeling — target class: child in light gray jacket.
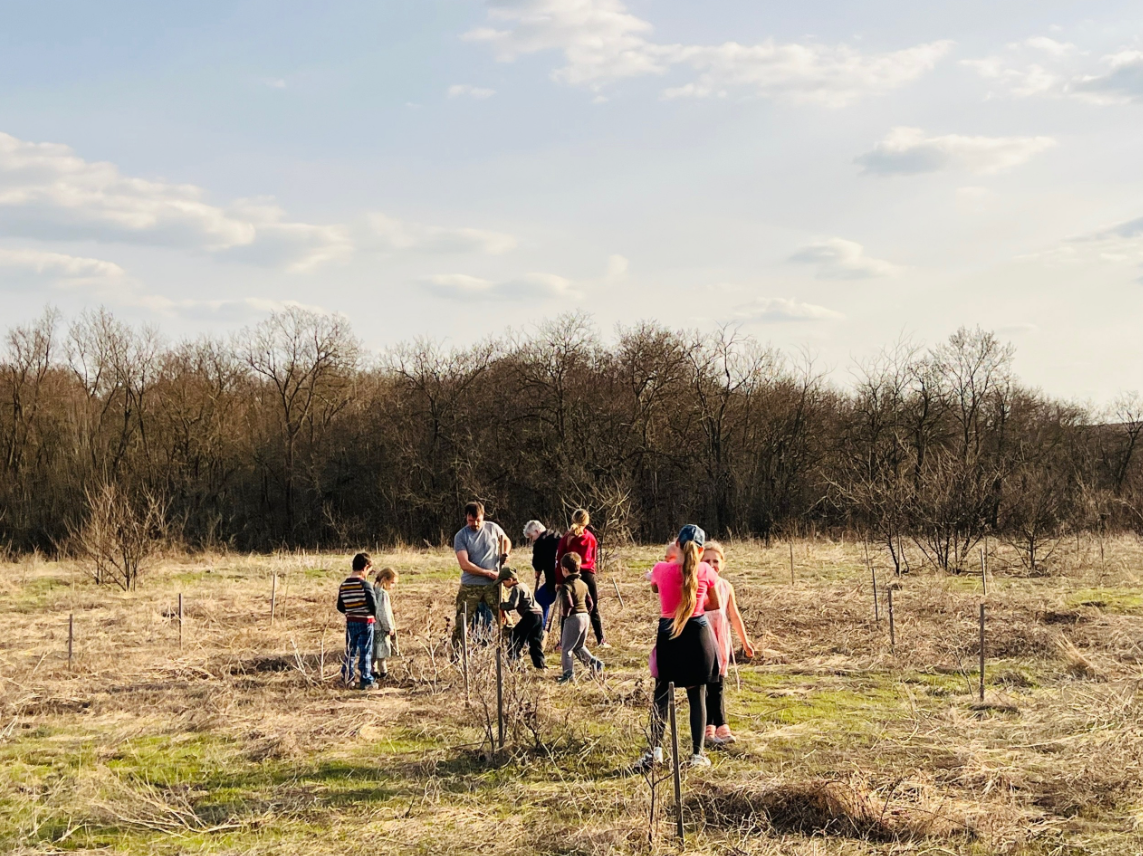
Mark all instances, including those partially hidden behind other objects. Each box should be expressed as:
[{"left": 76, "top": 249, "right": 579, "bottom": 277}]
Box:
[{"left": 372, "top": 567, "right": 399, "bottom": 679}]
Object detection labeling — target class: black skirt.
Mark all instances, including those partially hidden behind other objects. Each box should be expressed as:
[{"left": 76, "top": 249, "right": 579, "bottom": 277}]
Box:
[{"left": 655, "top": 614, "right": 719, "bottom": 687}]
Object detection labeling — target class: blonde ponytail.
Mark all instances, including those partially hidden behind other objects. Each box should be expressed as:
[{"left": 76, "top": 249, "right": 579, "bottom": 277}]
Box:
[
  {"left": 670, "top": 541, "right": 700, "bottom": 638},
  {"left": 569, "top": 508, "right": 590, "bottom": 537}
]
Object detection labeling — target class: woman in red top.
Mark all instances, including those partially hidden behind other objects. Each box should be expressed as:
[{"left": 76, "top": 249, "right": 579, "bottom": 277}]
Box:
[{"left": 555, "top": 509, "right": 608, "bottom": 647}]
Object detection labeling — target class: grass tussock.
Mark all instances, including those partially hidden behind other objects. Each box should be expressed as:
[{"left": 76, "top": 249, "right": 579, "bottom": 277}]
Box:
[{"left": 686, "top": 776, "right": 976, "bottom": 842}]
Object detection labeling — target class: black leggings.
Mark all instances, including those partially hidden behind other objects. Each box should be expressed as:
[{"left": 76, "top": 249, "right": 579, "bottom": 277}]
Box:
[
  {"left": 650, "top": 679, "right": 707, "bottom": 755},
  {"left": 707, "top": 675, "right": 727, "bottom": 727},
  {"left": 581, "top": 570, "right": 604, "bottom": 644}
]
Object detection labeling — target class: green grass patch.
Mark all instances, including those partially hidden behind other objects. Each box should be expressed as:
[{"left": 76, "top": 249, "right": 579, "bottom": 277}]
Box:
[{"left": 1067, "top": 588, "right": 1143, "bottom": 615}]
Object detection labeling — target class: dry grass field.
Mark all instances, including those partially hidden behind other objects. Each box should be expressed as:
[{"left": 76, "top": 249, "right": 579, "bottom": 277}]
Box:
[{"left": 2, "top": 536, "right": 1142, "bottom": 855}]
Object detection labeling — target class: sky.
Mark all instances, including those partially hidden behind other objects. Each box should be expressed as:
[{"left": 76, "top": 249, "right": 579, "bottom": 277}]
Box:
[{"left": 2, "top": 0, "right": 1143, "bottom": 402}]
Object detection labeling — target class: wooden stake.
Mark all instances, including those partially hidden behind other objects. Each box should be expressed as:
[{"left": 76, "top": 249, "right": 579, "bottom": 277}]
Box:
[
  {"left": 979, "top": 603, "right": 986, "bottom": 703},
  {"left": 462, "top": 603, "right": 470, "bottom": 705},
  {"left": 668, "top": 681, "right": 684, "bottom": 843},
  {"left": 178, "top": 593, "right": 184, "bottom": 649},
  {"left": 68, "top": 614, "right": 74, "bottom": 670},
  {"left": 887, "top": 587, "right": 896, "bottom": 653},
  {"left": 865, "top": 541, "right": 878, "bottom": 620},
  {"left": 270, "top": 574, "right": 277, "bottom": 626},
  {"left": 612, "top": 577, "right": 625, "bottom": 609},
  {"left": 496, "top": 643, "right": 505, "bottom": 752},
  {"left": 979, "top": 547, "right": 988, "bottom": 596},
  {"left": 789, "top": 542, "right": 795, "bottom": 585}
]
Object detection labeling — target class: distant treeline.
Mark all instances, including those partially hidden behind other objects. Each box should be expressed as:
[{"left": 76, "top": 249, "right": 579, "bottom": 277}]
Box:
[{"left": 1, "top": 305, "right": 1140, "bottom": 570}]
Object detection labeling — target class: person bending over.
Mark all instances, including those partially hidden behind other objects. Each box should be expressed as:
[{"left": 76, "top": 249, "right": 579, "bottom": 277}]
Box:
[{"left": 498, "top": 567, "right": 547, "bottom": 669}]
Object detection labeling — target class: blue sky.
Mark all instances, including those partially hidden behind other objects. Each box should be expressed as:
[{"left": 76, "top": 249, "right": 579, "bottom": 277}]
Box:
[{"left": 2, "top": 1, "right": 1143, "bottom": 400}]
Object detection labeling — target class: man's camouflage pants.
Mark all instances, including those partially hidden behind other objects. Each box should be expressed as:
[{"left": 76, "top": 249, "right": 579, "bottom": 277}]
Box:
[{"left": 452, "top": 583, "right": 501, "bottom": 649}]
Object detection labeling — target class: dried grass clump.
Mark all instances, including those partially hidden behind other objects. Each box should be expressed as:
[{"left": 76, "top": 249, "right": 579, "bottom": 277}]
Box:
[
  {"left": 1054, "top": 635, "right": 1107, "bottom": 681},
  {"left": 535, "top": 822, "right": 648, "bottom": 856},
  {"left": 685, "top": 778, "right": 976, "bottom": 843}
]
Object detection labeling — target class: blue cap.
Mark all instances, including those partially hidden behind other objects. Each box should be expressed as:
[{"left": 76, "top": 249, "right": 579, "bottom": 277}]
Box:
[{"left": 677, "top": 524, "right": 706, "bottom": 548}]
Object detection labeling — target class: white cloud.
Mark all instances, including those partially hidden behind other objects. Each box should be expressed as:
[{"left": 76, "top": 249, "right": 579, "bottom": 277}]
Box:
[
  {"left": 466, "top": 0, "right": 950, "bottom": 105},
  {"left": 0, "top": 245, "right": 329, "bottom": 320},
  {"left": 1028, "top": 215, "right": 1143, "bottom": 273},
  {"left": 1019, "top": 37, "right": 1077, "bottom": 57},
  {"left": 0, "top": 131, "right": 350, "bottom": 271},
  {"left": 1073, "top": 51, "right": 1143, "bottom": 105},
  {"left": 663, "top": 40, "right": 952, "bottom": 106},
  {"left": 365, "top": 213, "right": 517, "bottom": 255},
  {"left": 789, "top": 238, "right": 902, "bottom": 279},
  {"left": 262, "top": 77, "right": 287, "bottom": 89},
  {"left": 465, "top": 0, "right": 669, "bottom": 87},
  {"left": 734, "top": 297, "right": 843, "bottom": 323},
  {"left": 448, "top": 84, "right": 497, "bottom": 99},
  {"left": 856, "top": 127, "right": 1056, "bottom": 175},
  {"left": 965, "top": 41, "right": 1143, "bottom": 105},
  {"left": 422, "top": 271, "right": 579, "bottom": 300},
  {"left": 0, "top": 248, "right": 125, "bottom": 283},
  {"left": 604, "top": 253, "right": 628, "bottom": 280}
]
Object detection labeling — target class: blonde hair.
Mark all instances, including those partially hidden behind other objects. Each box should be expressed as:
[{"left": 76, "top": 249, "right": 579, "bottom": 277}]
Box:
[
  {"left": 670, "top": 541, "right": 701, "bottom": 639},
  {"left": 375, "top": 566, "right": 398, "bottom": 585},
  {"left": 704, "top": 540, "right": 725, "bottom": 565},
  {"left": 569, "top": 508, "right": 590, "bottom": 537}
]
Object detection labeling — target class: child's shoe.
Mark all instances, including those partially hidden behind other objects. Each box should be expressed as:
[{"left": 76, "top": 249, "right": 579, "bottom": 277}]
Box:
[
  {"left": 686, "top": 753, "right": 712, "bottom": 768},
  {"left": 705, "top": 724, "right": 723, "bottom": 745},
  {"left": 556, "top": 672, "right": 575, "bottom": 684},
  {"left": 715, "top": 725, "right": 736, "bottom": 744},
  {"left": 597, "top": 640, "right": 612, "bottom": 649}
]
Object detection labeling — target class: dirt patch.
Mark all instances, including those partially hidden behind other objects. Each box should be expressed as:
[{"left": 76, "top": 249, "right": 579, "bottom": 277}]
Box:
[{"left": 1037, "top": 609, "right": 1085, "bottom": 625}]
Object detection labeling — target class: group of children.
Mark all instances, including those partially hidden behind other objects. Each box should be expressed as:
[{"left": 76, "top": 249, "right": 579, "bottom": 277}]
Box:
[
  {"left": 335, "top": 551, "right": 399, "bottom": 690},
  {"left": 336, "top": 526, "right": 755, "bottom": 769}
]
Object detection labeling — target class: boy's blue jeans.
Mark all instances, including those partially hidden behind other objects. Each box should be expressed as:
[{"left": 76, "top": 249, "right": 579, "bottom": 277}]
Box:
[{"left": 342, "top": 621, "right": 375, "bottom": 687}]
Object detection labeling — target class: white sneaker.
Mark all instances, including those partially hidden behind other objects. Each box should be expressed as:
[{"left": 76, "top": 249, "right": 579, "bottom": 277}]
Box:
[
  {"left": 686, "top": 753, "right": 712, "bottom": 768},
  {"left": 632, "top": 747, "right": 664, "bottom": 773}
]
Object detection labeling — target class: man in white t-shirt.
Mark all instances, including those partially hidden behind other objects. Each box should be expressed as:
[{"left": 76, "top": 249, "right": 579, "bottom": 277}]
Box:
[{"left": 452, "top": 500, "right": 510, "bottom": 648}]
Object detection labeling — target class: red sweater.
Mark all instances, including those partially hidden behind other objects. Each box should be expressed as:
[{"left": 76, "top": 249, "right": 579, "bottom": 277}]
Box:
[{"left": 555, "top": 529, "right": 597, "bottom": 583}]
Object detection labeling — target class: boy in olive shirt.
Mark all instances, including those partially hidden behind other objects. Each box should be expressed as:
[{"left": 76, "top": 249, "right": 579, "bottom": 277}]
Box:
[
  {"left": 557, "top": 553, "right": 604, "bottom": 683},
  {"left": 498, "top": 567, "right": 546, "bottom": 669}
]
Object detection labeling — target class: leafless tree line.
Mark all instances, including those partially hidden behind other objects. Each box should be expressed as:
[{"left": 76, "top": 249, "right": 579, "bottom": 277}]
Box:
[{"left": 2, "top": 305, "right": 1141, "bottom": 573}]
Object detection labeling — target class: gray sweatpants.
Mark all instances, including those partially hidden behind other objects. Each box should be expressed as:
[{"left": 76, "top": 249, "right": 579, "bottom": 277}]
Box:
[{"left": 560, "top": 613, "right": 601, "bottom": 676}]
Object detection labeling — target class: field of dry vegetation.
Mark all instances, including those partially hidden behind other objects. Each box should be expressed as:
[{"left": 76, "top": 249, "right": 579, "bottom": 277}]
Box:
[{"left": 2, "top": 536, "right": 1142, "bottom": 855}]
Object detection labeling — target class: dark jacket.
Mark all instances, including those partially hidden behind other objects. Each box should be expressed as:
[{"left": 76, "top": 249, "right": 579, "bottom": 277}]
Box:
[
  {"left": 560, "top": 573, "right": 593, "bottom": 615},
  {"left": 531, "top": 530, "right": 560, "bottom": 588}
]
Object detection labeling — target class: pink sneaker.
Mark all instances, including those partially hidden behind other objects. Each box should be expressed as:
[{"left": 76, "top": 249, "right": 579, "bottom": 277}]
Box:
[
  {"left": 715, "top": 725, "right": 736, "bottom": 744},
  {"left": 705, "top": 724, "right": 723, "bottom": 745}
]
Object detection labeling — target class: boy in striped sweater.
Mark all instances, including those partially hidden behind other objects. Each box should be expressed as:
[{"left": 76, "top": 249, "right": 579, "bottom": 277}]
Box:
[{"left": 337, "top": 552, "right": 378, "bottom": 689}]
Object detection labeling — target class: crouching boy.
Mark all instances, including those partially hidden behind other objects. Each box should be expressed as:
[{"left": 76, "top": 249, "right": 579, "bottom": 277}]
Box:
[
  {"left": 498, "top": 567, "right": 547, "bottom": 669},
  {"left": 337, "top": 552, "right": 378, "bottom": 689}
]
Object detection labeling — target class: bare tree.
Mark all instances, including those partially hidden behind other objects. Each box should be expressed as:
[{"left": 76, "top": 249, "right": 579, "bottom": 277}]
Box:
[
  {"left": 73, "top": 482, "right": 167, "bottom": 590},
  {"left": 242, "top": 307, "right": 360, "bottom": 539}
]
